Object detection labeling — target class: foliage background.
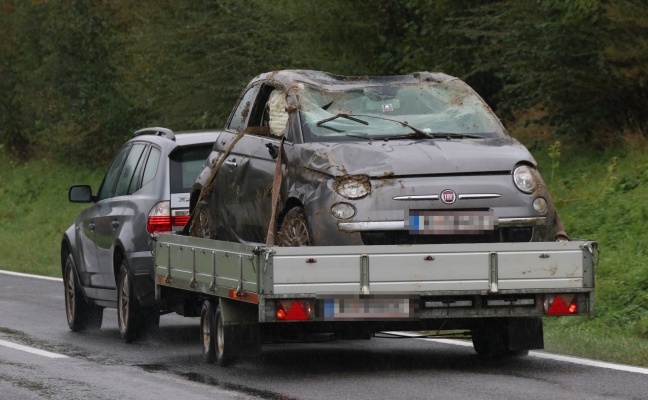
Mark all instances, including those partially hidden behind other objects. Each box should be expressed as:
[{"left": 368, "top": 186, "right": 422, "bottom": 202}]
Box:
[
  {"left": 1, "top": 0, "right": 647, "bottom": 364},
  {"left": 2, "top": 0, "right": 648, "bottom": 162}
]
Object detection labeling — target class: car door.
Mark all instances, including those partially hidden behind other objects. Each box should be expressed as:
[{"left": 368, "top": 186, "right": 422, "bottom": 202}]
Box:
[
  {"left": 76, "top": 145, "right": 131, "bottom": 287},
  {"left": 208, "top": 85, "right": 258, "bottom": 241},
  {"left": 225, "top": 84, "right": 285, "bottom": 243},
  {"left": 94, "top": 143, "right": 147, "bottom": 288}
]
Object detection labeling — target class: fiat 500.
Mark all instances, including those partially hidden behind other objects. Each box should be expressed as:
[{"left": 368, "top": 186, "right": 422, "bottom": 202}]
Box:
[{"left": 189, "top": 70, "right": 565, "bottom": 246}]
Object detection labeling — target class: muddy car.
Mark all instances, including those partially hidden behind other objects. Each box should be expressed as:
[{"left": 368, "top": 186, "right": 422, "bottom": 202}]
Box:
[{"left": 189, "top": 70, "right": 565, "bottom": 246}]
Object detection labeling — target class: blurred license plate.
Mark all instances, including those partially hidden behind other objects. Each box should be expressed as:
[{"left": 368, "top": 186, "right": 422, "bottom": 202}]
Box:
[
  {"left": 324, "top": 298, "right": 410, "bottom": 320},
  {"left": 407, "top": 210, "right": 495, "bottom": 234}
]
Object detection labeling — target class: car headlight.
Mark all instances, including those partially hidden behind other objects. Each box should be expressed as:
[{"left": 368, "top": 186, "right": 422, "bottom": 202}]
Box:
[
  {"left": 513, "top": 165, "right": 537, "bottom": 193},
  {"left": 334, "top": 176, "right": 371, "bottom": 199}
]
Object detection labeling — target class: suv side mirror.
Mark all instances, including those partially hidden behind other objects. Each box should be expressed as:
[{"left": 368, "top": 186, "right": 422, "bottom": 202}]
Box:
[{"left": 69, "top": 185, "right": 95, "bottom": 203}]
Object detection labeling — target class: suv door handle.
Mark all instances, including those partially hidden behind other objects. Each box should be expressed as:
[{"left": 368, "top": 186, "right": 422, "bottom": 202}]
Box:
[
  {"left": 225, "top": 159, "right": 237, "bottom": 168},
  {"left": 111, "top": 220, "right": 120, "bottom": 229}
]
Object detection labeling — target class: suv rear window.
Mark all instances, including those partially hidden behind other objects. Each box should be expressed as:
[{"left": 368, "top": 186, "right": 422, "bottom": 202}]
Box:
[{"left": 169, "top": 145, "right": 212, "bottom": 193}]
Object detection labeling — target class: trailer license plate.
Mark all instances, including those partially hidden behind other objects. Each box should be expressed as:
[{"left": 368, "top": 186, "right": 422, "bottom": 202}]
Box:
[
  {"left": 324, "top": 298, "right": 410, "bottom": 320},
  {"left": 407, "top": 210, "right": 495, "bottom": 234}
]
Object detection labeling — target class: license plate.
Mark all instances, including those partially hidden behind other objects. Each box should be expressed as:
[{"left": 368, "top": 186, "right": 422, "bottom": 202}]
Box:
[
  {"left": 323, "top": 297, "right": 410, "bottom": 320},
  {"left": 407, "top": 210, "right": 495, "bottom": 234}
]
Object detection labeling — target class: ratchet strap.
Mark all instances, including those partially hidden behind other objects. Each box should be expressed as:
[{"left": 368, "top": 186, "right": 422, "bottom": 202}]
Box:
[
  {"left": 265, "top": 137, "right": 285, "bottom": 247},
  {"left": 182, "top": 128, "right": 248, "bottom": 235}
]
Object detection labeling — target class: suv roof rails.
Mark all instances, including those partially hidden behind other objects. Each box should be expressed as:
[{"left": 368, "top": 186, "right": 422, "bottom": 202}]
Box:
[{"left": 133, "top": 127, "right": 176, "bottom": 141}]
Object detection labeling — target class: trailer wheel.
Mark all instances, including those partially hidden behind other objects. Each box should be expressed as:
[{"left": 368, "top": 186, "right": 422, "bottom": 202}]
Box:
[
  {"left": 215, "top": 304, "right": 234, "bottom": 366},
  {"left": 64, "top": 253, "right": 103, "bottom": 331},
  {"left": 471, "top": 327, "right": 508, "bottom": 357},
  {"left": 117, "top": 260, "right": 143, "bottom": 343},
  {"left": 278, "top": 207, "right": 311, "bottom": 247},
  {"left": 472, "top": 320, "right": 532, "bottom": 357},
  {"left": 200, "top": 301, "right": 216, "bottom": 364}
]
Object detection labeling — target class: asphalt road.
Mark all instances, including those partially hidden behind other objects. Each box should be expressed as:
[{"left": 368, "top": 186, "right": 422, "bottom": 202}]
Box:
[{"left": 1, "top": 271, "right": 647, "bottom": 400}]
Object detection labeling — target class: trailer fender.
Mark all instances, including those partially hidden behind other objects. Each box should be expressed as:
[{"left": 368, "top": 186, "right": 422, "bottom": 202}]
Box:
[{"left": 218, "top": 298, "right": 261, "bottom": 356}]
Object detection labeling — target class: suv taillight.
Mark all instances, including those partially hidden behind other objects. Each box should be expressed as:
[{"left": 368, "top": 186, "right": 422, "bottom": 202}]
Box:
[{"left": 147, "top": 201, "right": 172, "bottom": 233}]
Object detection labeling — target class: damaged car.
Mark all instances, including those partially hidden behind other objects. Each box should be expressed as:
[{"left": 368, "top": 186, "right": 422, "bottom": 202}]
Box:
[{"left": 188, "top": 70, "right": 566, "bottom": 246}]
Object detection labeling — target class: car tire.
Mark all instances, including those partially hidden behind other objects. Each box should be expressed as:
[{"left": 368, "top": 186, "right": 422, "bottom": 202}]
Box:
[
  {"left": 191, "top": 202, "right": 213, "bottom": 239},
  {"left": 64, "top": 253, "right": 103, "bottom": 331},
  {"left": 200, "top": 300, "right": 216, "bottom": 364},
  {"left": 117, "top": 259, "right": 143, "bottom": 343},
  {"left": 277, "top": 207, "right": 311, "bottom": 247}
]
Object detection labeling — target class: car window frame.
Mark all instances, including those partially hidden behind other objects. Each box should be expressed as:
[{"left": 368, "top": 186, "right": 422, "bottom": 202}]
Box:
[
  {"left": 141, "top": 144, "right": 162, "bottom": 190},
  {"left": 114, "top": 142, "right": 147, "bottom": 198},
  {"left": 96, "top": 144, "right": 132, "bottom": 202},
  {"left": 225, "top": 85, "right": 260, "bottom": 132}
]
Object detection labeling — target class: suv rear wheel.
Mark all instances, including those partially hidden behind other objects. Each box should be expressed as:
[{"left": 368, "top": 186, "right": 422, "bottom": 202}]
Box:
[{"left": 64, "top": 253, "right": 103, "bottom": 331}]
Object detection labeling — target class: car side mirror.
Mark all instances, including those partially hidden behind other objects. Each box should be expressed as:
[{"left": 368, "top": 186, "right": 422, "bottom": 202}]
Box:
[{"left": 69, "top": 185, "right": 95, "bottom": 203}]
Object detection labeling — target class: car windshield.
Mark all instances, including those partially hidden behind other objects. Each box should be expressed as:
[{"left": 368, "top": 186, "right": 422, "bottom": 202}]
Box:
[{"left": 299, "top": 80, "right": 506, "bottom": 142}]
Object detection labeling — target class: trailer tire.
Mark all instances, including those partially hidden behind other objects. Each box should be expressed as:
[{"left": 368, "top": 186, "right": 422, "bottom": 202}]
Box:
[
  {"left": 215, "top": 304, "right": 234, "bottom": 366},
  {"left": 117, "top": 260, "right": 143, "bottom": 343},
  {"left": 471, "top": 326, "right": 508, "bottom": 357},
  {"left": 200, "top": 300, "right": 217, "bottom": 364},
  {"left": 472, "top": 320, "right": 532, "bottom": 357},
  {"left": 64, "top": 253, "right": 103, "bottom": 331}
]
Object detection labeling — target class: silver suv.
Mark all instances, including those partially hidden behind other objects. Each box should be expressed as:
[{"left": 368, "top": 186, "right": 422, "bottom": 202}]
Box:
[{"left": 61, "top": 127, "right": 220, "bottom": 342}]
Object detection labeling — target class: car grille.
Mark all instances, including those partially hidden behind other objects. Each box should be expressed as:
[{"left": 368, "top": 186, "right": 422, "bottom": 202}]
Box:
[{"left": 360, "top": 227, "right": 533, "bottom": 245}]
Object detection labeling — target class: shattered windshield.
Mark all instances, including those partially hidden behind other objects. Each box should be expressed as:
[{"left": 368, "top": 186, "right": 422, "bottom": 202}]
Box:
[{"left": 299, "top": 80, "right": 506, "bottom": 142}]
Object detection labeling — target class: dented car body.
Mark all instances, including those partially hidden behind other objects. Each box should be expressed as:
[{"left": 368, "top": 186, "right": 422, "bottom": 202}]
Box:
[{"left": 190, "top": 70, "right": 564, "bottom": 246}]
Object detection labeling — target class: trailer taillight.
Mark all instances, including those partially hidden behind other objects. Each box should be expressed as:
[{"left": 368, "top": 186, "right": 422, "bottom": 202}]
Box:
[
  {"left": 275, "top": 300, "right": 312, "bottom": 321},
  {"left": 545, "top": 294, "right": 578, "bottom": 315}
]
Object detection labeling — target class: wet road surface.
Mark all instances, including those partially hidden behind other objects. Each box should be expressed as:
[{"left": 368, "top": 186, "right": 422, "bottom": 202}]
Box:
[{"left": 1, "top": 272, "right": 647, "bottom": 399}]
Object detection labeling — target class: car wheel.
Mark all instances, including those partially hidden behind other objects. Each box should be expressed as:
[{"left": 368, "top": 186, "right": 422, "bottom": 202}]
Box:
[
  {"left": 64, "top": 253, "right": 103, "bottom": 331},
  {"left": 215, "top": 303, "right": 234, "bottom": 366},
  {"left": 277, "top": 207, "right": 311, "bottom": 247},
  {"left": 191, "top": 202, "right": 213, "bottom": 239},
  {"left": 200, "top": 301, "right": 216, "bottom": 364},
  {"left": 117, "top": 259, "right": 143, "bottom": 343}
]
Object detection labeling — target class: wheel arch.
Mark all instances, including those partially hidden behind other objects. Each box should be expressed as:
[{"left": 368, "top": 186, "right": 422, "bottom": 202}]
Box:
[
  {"left": 277, "top": 197, "right": 305, "bottom": 228},
  {"left": 113, "top": 244, "right": 126, "bottom": 283}
]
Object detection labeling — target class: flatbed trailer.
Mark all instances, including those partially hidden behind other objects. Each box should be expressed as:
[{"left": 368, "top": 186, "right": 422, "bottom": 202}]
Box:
[{"left": 153, "top": 232, "right": 597, "bottom": 365}]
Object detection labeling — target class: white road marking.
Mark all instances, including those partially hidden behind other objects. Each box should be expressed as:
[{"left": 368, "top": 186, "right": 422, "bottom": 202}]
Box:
[
  {"left": 0, "top": 339, "right": 68, "bottom": 359},
  {"left": 0, "top": 270, "right": 62, "bottom": 282},
  {"left": 383, "top": 332, "right": 648, "bottom": 375}
]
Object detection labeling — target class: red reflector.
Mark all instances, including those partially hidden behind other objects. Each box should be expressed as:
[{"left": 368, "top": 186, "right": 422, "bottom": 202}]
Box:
[
  {"left": 285, "top": 300, "right": 309, "bottom": 321},
  {"left": 172, "top": 215, "right": 190, "bottom": 226},
  {"left": 147, "top": 216, "right": 172, "bottom": 233},
  {"left": 547, "top": 294, "right": 578, "bottom": 315}
]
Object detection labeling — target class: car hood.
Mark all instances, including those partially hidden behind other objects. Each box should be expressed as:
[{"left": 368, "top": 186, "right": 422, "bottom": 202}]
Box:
[{"left": 299, "top": 137, "right": 536, "bottom": 177}]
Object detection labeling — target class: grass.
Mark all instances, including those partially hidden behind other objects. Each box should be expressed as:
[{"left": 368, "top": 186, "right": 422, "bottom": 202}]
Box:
[
  {"left": 0, "top": 152, "right": 104, "bottom": 276},
  {"left": 532, "top": 137, "right": 648, "bottom": 367},
  {"left": 1, "top": 137, "right": 647, "bottom": 367}
]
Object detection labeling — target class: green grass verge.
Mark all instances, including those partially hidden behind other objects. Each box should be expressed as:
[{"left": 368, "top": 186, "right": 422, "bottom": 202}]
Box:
[
  {"left": 1, "top": 140, "right": 647, "bottom": 367},
  {"left": 0, "top": 152, "right": 103, "bottom": 277},
  {"left": 534, "top": 139, "right": 648, "bottom": 367}
]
